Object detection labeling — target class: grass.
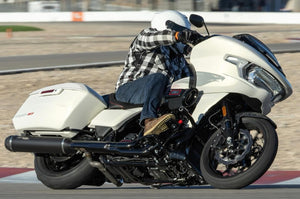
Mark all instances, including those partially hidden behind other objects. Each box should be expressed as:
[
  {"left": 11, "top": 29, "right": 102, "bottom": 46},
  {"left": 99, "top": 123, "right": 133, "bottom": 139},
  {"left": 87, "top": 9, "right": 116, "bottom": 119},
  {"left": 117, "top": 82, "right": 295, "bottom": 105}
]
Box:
[{"left": 0, "top": 25, "right": 43, "bottom": 32}]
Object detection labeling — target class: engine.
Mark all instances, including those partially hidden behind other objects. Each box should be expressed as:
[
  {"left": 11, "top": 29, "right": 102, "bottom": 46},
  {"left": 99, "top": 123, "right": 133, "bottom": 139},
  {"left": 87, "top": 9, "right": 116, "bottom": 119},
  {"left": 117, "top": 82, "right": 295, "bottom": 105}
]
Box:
[{"left": 98, "top": 134, "right": 205, "bottom": 186}]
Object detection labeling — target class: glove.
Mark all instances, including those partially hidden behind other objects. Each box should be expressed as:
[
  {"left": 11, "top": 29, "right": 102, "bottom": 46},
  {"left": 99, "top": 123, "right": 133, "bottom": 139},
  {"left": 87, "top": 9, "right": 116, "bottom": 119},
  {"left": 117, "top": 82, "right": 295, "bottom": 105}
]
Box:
[{"left": 175, "top": 29, "right": 205, "bottom": 45}]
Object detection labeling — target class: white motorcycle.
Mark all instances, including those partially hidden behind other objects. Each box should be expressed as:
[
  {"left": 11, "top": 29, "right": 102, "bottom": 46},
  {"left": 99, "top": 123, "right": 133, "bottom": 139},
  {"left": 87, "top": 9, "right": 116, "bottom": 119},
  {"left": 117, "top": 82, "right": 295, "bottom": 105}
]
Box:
[{"left": 5, "top": 15, "right": 292, "bottom": 189}]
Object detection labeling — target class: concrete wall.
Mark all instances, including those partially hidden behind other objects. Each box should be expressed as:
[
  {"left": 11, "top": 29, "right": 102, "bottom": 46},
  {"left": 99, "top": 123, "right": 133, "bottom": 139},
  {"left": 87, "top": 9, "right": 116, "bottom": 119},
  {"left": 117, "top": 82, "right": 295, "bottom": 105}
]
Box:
[{"left": 0, "top": 11, "right": 299, "bottom": 24}]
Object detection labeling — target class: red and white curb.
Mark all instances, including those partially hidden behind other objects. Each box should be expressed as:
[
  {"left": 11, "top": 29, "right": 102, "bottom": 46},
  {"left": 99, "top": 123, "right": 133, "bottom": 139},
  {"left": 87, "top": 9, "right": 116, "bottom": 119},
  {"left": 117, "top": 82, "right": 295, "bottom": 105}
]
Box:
[
  {"left": 254, "top": 171, "right": 300, "bottom": 185},
  {"left": 0, "top": 167, "right": 300, "bottom": 186},
  {"left": 0, "top": 168, "right": 38, "bottom": 184}
]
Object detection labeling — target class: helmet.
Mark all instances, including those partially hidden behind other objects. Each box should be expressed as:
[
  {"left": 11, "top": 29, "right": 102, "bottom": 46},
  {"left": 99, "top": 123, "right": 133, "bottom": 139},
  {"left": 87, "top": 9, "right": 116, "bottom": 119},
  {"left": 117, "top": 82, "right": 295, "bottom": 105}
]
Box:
[{"left": 151, "top": 10, "right": 191, "bottom": 31}]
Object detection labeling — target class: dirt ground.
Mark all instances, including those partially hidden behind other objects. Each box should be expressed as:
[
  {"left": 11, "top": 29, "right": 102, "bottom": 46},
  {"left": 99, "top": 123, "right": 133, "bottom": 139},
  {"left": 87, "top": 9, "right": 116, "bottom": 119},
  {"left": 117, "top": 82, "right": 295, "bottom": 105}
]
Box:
[{"left": 0, "top": 22, "right": 299, "bottom": 170}]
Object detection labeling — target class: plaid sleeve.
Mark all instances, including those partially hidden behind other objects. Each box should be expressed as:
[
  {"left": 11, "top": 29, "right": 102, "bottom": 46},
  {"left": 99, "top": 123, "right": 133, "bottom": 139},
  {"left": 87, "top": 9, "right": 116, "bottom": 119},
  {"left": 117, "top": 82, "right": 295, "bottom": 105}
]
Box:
[{"left": 135, "top": 28, "right": 176, "bottom": 51}]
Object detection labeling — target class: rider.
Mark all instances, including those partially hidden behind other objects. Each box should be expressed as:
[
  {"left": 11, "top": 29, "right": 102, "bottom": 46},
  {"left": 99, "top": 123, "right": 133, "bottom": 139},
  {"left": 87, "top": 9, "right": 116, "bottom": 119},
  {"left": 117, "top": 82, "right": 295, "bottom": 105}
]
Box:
[{"left": 115, "top": 10, "right": 204, "bottom": 136}]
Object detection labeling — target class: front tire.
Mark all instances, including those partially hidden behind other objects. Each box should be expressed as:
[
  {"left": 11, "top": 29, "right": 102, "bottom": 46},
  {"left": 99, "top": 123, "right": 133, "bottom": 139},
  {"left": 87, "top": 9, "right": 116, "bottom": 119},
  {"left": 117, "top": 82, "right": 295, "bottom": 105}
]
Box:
[
  {"left": 34, "top": 153, "right": 105, "bottom": 189},
  {"left": 200, "top": 117, "right": 278, "bottom": 189}
]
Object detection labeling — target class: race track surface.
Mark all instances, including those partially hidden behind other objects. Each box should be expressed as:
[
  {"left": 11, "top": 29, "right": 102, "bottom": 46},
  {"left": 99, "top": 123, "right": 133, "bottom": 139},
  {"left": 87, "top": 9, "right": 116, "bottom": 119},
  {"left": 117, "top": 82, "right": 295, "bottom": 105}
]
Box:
[{"left": 0, "top": 168, "right": 300, "bottom": 199}]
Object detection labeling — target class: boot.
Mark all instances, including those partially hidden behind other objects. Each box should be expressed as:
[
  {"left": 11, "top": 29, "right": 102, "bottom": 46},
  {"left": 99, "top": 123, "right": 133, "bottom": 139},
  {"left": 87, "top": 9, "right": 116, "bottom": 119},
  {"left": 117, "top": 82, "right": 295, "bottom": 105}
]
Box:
[{"left": 143, "top": 114, "right": 175, "bottom": 136}]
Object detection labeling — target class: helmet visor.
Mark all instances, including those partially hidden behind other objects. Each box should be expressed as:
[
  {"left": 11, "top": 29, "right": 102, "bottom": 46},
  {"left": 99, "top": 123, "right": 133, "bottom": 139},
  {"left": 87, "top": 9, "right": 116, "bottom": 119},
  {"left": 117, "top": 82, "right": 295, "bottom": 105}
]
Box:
[{"left": 166, "top": 20, "right": 189, "bottom": 31}]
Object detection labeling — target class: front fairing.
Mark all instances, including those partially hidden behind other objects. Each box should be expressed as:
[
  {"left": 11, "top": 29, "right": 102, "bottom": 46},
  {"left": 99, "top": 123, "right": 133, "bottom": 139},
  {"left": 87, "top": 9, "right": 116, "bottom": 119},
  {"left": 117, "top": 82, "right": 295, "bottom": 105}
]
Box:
[
  {"left": 232, "top": 34, "right": 293, "bottom": 102},
  {"left": 188, "top": 35, "right": 292, "bottom": 103},
  {"left": 233, "top": 34, "right": 284, "bottom": 75}
]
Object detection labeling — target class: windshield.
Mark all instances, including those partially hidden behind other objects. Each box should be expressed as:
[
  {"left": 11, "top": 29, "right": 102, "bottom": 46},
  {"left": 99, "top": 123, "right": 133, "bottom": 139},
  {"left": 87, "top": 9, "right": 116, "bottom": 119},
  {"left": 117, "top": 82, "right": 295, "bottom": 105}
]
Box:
[{"left": 233, "top": 34, "right": 285, "bottom": 76}]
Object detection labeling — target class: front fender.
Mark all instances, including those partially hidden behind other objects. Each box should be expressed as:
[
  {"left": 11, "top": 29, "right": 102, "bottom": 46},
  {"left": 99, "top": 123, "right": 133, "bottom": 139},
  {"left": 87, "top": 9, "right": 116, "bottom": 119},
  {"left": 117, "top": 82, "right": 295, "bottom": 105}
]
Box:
[{"left": 235, "top": 112, "right": 277, "bottom": 129}]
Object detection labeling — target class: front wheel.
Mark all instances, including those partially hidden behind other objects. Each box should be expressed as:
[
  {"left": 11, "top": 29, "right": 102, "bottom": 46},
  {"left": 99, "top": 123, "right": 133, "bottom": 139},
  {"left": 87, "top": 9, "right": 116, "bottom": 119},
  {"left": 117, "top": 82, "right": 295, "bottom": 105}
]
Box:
[
  {"left": 34, "top": 152, "right": 105, "bottom": 189},
  {"left": 200, "top": 117, "right": 278, "bottom": 189}
]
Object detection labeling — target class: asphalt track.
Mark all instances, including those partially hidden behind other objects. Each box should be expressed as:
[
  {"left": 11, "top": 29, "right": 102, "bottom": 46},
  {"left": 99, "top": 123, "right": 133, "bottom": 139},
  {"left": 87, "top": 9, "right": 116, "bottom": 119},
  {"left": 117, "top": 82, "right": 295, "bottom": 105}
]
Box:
[
  {"left": 0, "top": 168, "right": 300, "bottom": 199},
  {"left": 0, "top": 183, "right": 299, "bottom": 199},
  {"left": 0, "top": 43, "right": 300, "bottom": 75},
  {"left": 0, "top": 51, "right": 127, "bottom": 74}
]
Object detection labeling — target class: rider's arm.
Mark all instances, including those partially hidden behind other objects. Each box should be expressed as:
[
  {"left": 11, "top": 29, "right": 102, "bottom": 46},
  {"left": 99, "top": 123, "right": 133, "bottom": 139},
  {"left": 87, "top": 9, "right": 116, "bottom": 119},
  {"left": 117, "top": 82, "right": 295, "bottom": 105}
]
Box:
[{"left": 134, "top": 28, "right": 176, "bottom": 51}]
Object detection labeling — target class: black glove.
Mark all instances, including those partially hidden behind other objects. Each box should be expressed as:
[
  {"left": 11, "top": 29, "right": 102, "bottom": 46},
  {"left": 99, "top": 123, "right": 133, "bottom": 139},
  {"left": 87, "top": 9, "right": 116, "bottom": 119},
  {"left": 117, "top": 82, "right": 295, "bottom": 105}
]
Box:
[{"left": 175, "top": 29, "right": 205, "bottom": 45}]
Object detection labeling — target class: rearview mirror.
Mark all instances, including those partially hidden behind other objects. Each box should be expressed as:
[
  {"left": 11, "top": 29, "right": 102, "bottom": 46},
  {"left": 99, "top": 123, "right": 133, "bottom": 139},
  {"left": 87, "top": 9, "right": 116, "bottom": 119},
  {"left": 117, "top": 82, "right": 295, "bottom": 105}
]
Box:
[{"left": 189, "top": 14, "right": 204, "bottom": 28}]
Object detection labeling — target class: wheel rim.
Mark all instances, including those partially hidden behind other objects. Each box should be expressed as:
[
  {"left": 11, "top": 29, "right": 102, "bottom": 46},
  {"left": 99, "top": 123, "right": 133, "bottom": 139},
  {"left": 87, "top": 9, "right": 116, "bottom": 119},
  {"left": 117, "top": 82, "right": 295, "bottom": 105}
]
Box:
[
  {"left": 209, "top": 127, "right": 265, "bottom": 177},
  {"left": 42, "top": 152, "right": 85, "bottom": 173}
]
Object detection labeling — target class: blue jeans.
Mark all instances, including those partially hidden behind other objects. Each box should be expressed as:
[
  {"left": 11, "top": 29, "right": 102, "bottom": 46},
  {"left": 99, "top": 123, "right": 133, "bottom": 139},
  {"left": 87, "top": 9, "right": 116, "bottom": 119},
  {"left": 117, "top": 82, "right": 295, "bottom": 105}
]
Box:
[{"left": 115, "top": 73, "right": 169, "bottom": 125}]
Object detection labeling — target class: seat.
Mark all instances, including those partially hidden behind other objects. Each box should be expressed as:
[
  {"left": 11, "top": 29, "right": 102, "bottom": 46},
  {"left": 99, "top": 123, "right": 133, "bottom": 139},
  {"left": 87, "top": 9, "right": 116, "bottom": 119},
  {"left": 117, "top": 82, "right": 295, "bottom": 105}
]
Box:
[{"left": 107, "top": 93, "right": 143, "bottom": 109}]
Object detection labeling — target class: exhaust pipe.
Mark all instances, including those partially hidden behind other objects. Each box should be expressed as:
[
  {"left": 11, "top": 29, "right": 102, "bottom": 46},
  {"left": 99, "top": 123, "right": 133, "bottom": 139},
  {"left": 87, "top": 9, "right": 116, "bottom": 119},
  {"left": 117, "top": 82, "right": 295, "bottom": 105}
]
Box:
[
  {"left": 5, "top": 135, "right": 75, "bottom": 154},
  {"left": 5, "top": 135, "right": 155, "bottom": 156}
]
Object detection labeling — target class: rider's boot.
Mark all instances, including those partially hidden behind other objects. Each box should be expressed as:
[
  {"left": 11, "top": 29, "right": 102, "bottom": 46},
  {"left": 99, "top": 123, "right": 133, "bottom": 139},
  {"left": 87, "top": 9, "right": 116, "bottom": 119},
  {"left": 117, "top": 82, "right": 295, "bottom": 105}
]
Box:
[{"left": 143, "top": 114, "right": 175, "bottom": 136}]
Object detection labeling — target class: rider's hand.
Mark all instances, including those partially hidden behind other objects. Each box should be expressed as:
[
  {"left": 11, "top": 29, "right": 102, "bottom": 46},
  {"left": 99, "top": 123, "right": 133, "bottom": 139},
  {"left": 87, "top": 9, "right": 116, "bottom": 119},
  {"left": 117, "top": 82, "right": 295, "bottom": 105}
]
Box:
[{"left": 175, "top": 29, "right": 205, "bottom": 45}]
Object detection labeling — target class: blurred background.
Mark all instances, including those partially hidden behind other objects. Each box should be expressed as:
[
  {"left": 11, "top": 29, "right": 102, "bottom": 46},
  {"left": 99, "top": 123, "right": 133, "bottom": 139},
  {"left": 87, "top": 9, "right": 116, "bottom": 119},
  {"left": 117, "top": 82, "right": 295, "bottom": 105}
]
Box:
[{"left": 0, "top": 0, "right": 299, "bottom": 13}]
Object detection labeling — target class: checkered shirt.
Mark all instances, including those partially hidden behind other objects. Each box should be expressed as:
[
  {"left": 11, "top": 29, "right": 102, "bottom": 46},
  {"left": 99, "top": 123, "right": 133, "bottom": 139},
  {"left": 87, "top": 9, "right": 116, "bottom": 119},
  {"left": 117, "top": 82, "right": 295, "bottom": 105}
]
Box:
[{"left": 116, "top": 28, "right": 191, "bottom": 90}]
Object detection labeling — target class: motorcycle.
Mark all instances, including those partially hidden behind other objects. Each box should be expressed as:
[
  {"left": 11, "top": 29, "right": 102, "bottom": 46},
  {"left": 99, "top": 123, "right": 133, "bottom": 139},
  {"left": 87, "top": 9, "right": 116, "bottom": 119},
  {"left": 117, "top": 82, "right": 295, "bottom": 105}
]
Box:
[{"left": 4, "top": 14, "right": 292, "bottom": 189}]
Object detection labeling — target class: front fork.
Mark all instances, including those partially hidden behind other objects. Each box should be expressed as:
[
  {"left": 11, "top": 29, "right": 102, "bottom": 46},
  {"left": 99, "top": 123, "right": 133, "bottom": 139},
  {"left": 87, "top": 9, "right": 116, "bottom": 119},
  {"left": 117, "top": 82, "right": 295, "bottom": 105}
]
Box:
[{"left": 221, "top": 101, "right": 236, "bottom": 146}]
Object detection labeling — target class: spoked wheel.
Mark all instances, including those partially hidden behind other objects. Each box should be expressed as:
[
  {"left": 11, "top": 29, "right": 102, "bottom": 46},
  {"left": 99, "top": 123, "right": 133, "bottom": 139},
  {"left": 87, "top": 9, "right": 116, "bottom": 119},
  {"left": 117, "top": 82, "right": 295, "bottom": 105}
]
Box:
[
  {"left": 35, "top": 152, "right": 105, "bottom": 189},
  {"left": 200, "top": 117, "right": 278, "bottom": 189}
]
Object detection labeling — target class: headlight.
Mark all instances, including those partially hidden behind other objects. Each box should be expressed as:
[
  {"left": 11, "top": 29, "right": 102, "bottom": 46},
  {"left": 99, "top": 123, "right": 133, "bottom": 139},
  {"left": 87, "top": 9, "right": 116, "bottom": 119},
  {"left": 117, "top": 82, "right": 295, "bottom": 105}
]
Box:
[
  {"left": 246, "top": 65, "right": 284, "bottom": 102},
  {"left": 225, "top": 55, "right": 285, "bottom": 103}
]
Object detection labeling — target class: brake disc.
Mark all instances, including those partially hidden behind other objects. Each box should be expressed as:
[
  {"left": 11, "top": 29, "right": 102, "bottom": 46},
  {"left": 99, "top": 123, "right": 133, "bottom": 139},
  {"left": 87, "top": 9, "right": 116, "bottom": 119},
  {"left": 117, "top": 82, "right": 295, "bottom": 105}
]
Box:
[{"left": 214, "top": 129, "right": 253, "bottom": 165}]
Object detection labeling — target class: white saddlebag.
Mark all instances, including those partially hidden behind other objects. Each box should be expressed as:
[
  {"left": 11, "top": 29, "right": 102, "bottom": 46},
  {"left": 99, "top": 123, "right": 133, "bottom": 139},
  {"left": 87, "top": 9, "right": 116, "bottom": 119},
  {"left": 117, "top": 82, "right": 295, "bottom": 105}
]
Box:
[{"left": 13, "top": 83, "right": 107, "bottom": 133}]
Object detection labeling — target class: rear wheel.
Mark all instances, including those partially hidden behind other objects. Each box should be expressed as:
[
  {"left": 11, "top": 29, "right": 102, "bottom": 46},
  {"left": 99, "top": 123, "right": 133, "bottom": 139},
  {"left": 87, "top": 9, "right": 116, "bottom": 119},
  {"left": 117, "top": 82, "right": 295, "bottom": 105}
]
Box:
[
  {"left": 34, "top": 152, "right": 105, "bottom": 189},
  {"left": 200, "top": 117, "right": 278, "bottom": 189}
]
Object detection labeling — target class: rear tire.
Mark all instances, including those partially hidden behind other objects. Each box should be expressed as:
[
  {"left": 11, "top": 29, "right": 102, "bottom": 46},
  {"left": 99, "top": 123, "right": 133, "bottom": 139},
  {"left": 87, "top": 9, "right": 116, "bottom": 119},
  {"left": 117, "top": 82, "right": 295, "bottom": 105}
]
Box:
[
  {"left": 200, "top": 117, "right": 278, "bottom": 189},
  {"left": 34, "top": 153, "right": 105, "bottom": 189}
]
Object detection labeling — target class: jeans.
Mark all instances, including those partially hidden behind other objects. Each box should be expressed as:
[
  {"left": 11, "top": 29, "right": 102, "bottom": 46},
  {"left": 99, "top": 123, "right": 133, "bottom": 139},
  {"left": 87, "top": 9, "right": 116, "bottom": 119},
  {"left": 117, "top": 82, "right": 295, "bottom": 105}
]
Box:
[{"left": 115, "top": 73, "right": 169, "bottom": 125}]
